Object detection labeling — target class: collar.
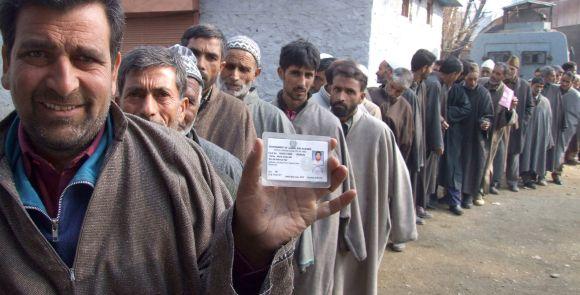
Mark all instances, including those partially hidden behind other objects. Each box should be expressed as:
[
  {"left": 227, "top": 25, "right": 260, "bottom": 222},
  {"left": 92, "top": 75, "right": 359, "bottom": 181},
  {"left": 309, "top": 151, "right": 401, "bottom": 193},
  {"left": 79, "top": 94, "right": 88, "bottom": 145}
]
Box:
[
  {"left": 319, "top": 86, "right": 331, "bottom": 105},
  {"left": 5, "top": 115, "right": 113, "bottom": 212},
  {"left": 243, "top": 87, "right": 260, "bottom": 105},
  {"left": 276, "top": 90, "right": 309, "bottom": 119}
]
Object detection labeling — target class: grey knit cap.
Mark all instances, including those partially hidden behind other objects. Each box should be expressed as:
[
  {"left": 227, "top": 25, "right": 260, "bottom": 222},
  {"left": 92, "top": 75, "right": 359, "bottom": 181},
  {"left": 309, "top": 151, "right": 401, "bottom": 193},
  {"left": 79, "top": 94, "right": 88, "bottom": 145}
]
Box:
[
  {"left": 168, "top": 44, "right": 204, "bottom": 87},
  {"left": 226, "top": 35, "right": 261, "bottom": 67}
]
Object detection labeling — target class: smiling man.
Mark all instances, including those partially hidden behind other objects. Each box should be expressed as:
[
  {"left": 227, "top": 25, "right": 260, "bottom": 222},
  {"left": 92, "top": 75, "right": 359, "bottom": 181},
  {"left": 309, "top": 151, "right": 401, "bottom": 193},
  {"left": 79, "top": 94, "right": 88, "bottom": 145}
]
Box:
[{"left": 0, "top": 1, "right": 355, "bottom": 293}]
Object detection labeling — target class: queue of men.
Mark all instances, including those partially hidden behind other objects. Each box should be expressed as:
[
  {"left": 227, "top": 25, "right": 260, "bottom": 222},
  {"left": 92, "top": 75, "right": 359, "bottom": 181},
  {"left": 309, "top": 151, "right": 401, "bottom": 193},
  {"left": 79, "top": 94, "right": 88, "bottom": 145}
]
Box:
[{"left": 0, "top": 0, "right": 579, "bottom": 294}]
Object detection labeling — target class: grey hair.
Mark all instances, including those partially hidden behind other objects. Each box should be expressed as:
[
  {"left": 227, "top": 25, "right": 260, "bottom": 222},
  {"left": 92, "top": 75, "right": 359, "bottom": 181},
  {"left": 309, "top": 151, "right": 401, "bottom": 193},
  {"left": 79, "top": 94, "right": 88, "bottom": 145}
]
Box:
[
  {"left": 540, "top": 65, "right": 555, "bottom": 78},
  {"left": 391, "top": 67, "right": 413, "bottom": 89},
  {"left": 495, "top": 62, "right": 509, "bottom": 76},
  {"left": 117, "top": 46, "right": 188, "bottom": 99}
]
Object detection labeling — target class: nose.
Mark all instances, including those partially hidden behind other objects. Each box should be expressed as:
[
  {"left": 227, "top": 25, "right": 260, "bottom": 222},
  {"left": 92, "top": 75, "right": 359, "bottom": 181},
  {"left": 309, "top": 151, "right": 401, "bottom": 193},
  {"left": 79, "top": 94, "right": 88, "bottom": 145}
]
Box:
[
  {"left": 141, "top": 94, "right": 159, "bottom": 119},
  {"left": 45, "top": 56, "right": 79, "bottom": 98}
]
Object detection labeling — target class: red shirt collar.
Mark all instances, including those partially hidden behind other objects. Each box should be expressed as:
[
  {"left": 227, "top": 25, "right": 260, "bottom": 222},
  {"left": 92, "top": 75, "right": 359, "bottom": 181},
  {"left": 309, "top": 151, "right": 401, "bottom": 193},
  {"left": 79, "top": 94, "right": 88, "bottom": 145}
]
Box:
[{"left": 18, "top": 123, "right": 105, "bottom": 217}]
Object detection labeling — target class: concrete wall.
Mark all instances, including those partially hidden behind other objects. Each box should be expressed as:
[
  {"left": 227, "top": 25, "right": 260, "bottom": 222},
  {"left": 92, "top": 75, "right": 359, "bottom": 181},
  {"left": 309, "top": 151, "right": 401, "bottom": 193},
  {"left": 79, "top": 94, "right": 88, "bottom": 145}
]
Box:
[
  {"left": 368, "top": 0, "right": 443, "bottom": 86},
  {"left": 200, "top": 0, "right": 373, "bottom": 100},
  {"left": 0, "top": 35, "right": 14, "bottom": 120},
  {"left": 201, "top": 0, "right": 444, "bottom": 98}
]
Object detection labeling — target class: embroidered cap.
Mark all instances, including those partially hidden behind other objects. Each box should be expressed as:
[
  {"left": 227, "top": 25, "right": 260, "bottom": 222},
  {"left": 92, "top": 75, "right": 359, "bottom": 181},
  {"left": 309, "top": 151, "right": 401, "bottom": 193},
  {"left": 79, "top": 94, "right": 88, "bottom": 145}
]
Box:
[
  {"left": 168, "top": 44, "right": 204, "bottom": 88},
  {"left": 226, "top": 35, "right": 261, "bottom": 67}
]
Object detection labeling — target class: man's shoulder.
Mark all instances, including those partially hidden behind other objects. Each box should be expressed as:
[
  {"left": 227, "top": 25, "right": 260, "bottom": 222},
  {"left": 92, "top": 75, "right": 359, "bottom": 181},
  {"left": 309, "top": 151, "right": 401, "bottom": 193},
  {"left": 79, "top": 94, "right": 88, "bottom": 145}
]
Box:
[
  {"left": 124, "top": 113, "right": 205, "bottom": 163},
  {"left": 215, "top": 89, "right": 250, "bottom": 112},
  {"left": 199, "top": 137, "right": 243, "bottom": 167},
  {"left": 354, "top": 112, "right": 395, "bottom": 142}
]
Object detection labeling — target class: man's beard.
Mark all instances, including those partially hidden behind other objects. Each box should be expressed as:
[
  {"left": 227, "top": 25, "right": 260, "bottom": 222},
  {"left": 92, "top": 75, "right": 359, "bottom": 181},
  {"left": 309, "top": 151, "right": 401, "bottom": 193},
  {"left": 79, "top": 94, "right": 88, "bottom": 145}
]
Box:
[
  {"left": 331, "top": 101, "right": 356, "bottom": 118},
  {"left": 24, "top": 88, "right": 109, "bottom": 155},
  {"left": 219, "top": 77, "right": 252, "bottom": 99}
]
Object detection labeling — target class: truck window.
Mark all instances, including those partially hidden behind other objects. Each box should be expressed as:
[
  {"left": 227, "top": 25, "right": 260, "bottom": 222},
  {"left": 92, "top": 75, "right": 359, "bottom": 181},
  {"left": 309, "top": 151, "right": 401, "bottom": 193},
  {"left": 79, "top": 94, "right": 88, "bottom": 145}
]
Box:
[
  {"left": 522, "top": 51, "right": 547, "bottom": 65},
  {"left": 486, "top": 51, "right": 511, "bottom": 63}
]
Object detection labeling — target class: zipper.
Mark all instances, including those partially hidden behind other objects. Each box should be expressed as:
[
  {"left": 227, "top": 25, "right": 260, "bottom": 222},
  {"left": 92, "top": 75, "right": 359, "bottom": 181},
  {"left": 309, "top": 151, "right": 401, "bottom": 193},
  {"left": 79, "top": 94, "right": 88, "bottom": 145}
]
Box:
[{"left": 24, "top": 180, "right": 94, "bottom": 242}]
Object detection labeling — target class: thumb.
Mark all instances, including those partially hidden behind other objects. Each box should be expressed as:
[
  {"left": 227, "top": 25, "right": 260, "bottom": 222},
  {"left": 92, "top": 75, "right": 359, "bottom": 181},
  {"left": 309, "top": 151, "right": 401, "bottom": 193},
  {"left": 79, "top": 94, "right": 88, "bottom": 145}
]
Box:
[{"left": 240, "top": 139, "right": 264, "bottom": 188}]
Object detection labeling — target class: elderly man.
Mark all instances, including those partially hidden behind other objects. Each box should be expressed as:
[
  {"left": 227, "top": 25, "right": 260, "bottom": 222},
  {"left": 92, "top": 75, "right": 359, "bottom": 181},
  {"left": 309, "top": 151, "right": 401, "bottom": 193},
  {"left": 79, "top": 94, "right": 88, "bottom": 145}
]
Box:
[
  {"left": 378, "top": 68, "right": 415, "bottom": 161},
  {"left": 521, "top": 78, "right": 553, "bottom": 188},
  {"left": 0, "top": 0, "right": 355, "bottom": 293},
  {"left": 181, "top": 24, "right": 257, "bottom": 162},
  {"left": 504, "top": 56, "right": 534, "bottom": 192},
  {"left": 460, "top": 62, "right": 493, "bottom": 208},
  {"left": 116, "top": 45, "right": 243, "bottom": 196},
  {"left": 481, "top": 59, "right": 495, "bottom": 78},
  {"left": 219, "top": 35, "right": 294, "bottom": 138},
  {"left": 480, "top": 63, "right": 519, "bottom": 194},
  {"left": 540, "top": 65, "right": 566, "bottom": 184},
  {"left": 436, "top": 57, "right": 472, "bottom": 216},
  {"left": 271, "top": 39, "right": 365, "bottom": 295},
  {"left": 328, "top": 59, "right": 416, "bottom": 295}
]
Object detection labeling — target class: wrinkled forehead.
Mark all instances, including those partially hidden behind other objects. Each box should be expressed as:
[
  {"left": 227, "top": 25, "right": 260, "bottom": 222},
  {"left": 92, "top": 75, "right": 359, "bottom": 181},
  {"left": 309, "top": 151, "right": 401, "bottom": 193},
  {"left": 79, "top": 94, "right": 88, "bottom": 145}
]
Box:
[{"left": 11, "top": 3, "right": 111, "bottom": 59}]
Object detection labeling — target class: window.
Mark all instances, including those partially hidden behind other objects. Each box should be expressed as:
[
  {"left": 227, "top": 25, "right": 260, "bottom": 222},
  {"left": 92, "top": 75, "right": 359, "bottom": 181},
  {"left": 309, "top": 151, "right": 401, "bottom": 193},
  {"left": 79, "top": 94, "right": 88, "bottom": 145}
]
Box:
[
  {"left": 427, "top": 0, "right": 433, "bottom": 24},
  {"left": 522, "top": 51, "right": 547, "bottom": 65},
  {"left": 486, "top": 51, "right": 512, "bottom": 63},
  {"left": 402, "top": 0, "right": 410, "bottom": 17}
]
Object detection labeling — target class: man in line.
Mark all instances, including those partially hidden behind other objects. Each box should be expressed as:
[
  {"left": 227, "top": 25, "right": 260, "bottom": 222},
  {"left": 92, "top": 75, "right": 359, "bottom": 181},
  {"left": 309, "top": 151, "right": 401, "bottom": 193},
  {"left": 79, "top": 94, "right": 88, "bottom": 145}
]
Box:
[
  {"left": 117, "top": 45, "right": 242, "bottom": 196},
  {"left": 181, "top": 24, "right": 257, "bottom": 162},
  {"left": 310, "top": 56, "right": 336, "bottom": 96},
  {"left": 481, "top": 59, "right": 495, "bottom": 78},
  {"left": 0, "top": 1, "right": 355, "bottom": 293},
  {"left": 270, "top": 39, "right": 365, "bottom": 294},
  {"left": 480, "top": 63, "right": 519, "bottom": 194},
  {"left": 378, "top": 67, "right": 415, "bottom": 160},
  {"left": 436, "top": 57, "right": 472, "bottom": 216},
  {"left": 327, "top": 59, "right": 416, "bottom": 295},
  {"left": 425, "top": 60, "right": 445, "bottom": 208},
  {"left": 558, "top": 72, "right": 580, "bottom": 172},
  {"left": 541, "top": 66, "right": 566, "bottom": 184},
  {"left": 521, "top": 78, "right": 553, "bottom": 188},
  {"left": 504, "top": 56, "right": 534, "bottom": 192},
  {"left": 310, "top": 57, "right": 337, "bottom": 108},
  {"left": 219, "top": 35, "right": 294, "bottom": 138},
  {"left": 460, "top": 62, "right": 493, "bottom": 208},
  {"left": 409, "top": 49, "right": 438, "bottom": 222}
]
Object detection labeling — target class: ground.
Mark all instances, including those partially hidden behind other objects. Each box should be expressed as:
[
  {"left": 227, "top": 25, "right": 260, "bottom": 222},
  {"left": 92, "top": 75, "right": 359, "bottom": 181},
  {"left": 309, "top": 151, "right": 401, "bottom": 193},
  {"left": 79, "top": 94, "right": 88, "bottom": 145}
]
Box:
[{"left": 378, "top": 165, "right": 580, "bottom": 295}]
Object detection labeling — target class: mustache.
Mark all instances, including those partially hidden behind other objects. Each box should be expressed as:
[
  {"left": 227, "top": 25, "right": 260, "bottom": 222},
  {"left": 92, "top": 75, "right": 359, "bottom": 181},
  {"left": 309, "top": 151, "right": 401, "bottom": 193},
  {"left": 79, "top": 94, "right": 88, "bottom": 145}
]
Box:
[
  {"left": 32, "top": 88, "right": 86, "bottom": 104},
  {"left": 293, "top": 86, "right": 307, "bottom": 92}
]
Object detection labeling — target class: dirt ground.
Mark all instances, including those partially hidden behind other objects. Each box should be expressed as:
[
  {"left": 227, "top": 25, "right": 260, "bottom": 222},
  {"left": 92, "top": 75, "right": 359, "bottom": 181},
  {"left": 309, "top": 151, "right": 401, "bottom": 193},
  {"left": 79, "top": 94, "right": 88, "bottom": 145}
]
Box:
[{"left": 378, "top": 165, "right": 580, "bottom": 295}]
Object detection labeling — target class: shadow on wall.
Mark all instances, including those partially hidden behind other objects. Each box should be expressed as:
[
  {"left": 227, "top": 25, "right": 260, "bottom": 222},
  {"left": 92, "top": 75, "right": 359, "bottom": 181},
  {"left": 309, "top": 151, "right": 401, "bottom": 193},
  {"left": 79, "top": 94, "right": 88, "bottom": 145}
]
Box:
[{"left": 1, "top": 35, "right": 14, "bottom": 120}]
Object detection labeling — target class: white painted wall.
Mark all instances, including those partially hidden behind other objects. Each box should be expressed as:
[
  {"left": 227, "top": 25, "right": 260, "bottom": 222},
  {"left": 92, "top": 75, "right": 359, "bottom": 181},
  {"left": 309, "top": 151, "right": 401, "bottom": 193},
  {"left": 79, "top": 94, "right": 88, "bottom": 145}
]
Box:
[
  {"left": 368, "top": 0, "right": 443, "bottom": 86},
  {"left": 201, "top": 0, "right": 445, "bottom": 98},
  {"left": 0, "top": 35, "right": 14, "bottom": 120}
]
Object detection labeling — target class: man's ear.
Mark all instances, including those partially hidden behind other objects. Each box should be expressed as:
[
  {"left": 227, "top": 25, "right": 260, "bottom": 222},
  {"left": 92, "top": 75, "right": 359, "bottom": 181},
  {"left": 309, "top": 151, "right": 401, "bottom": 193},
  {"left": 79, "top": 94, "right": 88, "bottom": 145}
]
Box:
[
  {"left": 255, "top": 67, "right": 262, "bottom": 78},
  {"left": 110, "top": 51, "right": 122, "bottom": 96},
  {"left": 179, "top": 97, "right": 189, "bottom": 122},
  {"left": 277, "top": 67, "right": 284, "bottom": 80},
  {"left": 2, "top": 46, "right": 11, "bottom": 90}
]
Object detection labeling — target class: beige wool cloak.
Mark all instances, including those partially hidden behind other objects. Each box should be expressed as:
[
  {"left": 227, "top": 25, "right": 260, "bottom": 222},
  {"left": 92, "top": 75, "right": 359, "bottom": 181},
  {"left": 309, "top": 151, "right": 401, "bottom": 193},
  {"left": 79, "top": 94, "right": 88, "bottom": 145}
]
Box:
[
  {"left": 272, "top": 96, "right": 367, "bottom": 295},
  {"left": 194, "top": 87, "right": 257, "bottom": 163},
  {"left": 332, "top": 110, "right": 417, "bottom": 295}
]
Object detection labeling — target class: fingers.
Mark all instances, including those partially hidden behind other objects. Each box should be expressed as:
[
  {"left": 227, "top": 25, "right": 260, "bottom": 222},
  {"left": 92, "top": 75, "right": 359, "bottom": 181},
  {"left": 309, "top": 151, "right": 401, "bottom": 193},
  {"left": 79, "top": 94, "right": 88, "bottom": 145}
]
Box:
[
  {"left": 326, "top": 160, "right": 348, "bottom": 194},
  {"left": 316, "top": 189, "right": 357, "bottom": 220},
  {"left": 329, "top": 138, "right": 337, "bottom": 151}
]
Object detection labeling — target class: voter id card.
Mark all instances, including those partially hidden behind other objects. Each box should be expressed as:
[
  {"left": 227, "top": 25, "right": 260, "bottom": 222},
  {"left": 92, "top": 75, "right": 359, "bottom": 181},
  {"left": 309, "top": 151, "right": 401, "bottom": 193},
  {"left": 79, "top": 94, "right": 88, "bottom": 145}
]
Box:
[{"left": 262, "top": 132, "right": 331, "bottom": 188}]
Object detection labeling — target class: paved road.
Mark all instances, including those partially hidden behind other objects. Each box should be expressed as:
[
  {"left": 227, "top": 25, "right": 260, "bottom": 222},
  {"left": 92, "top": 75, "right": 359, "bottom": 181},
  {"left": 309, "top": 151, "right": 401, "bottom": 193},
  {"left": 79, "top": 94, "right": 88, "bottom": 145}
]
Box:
[{"left": 378, "top": 165, "right": 580, "bottom": 295}]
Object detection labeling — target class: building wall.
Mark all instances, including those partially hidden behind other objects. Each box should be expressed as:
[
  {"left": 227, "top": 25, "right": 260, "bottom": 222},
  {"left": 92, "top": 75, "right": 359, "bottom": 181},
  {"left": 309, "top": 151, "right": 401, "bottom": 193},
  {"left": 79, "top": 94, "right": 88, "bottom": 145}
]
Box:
[
  {"left": 200, "top": 0, "right": 374, "bottom": 100},
  {"left": 201, "top": 0, "right": 444, "bottom": 98},
  {"left": 0, "top": 35, "right": 14, "bottom": 120},
  {"left": 368, "top": 0, "right": 443, "bottom": 85}
]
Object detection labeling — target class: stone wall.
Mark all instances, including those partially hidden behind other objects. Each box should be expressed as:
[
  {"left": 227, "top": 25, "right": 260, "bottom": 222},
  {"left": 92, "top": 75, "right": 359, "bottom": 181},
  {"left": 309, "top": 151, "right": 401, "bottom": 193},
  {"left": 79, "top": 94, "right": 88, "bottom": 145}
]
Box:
[
  {"left": 200, "top": 0, "right": 373, "bottom": 100},
  {"left": 0, "top": 35, "right": 14, "bottom": 120},
  {"left": 201, "top": 0, "right": 444, "bottom": 97}
]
